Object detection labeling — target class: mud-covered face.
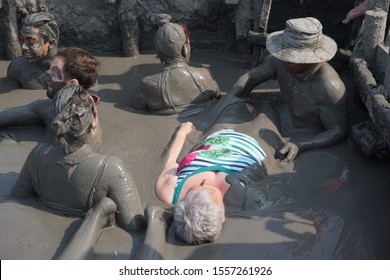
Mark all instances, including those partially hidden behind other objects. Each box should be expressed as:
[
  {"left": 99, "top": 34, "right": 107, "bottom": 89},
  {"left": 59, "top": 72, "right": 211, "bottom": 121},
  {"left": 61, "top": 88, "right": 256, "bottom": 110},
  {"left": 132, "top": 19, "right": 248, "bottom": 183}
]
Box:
[
  {"left": 20, "top": 26, "right": 50, "bottom": 62},
  {"left": 44, "top": 56, "right": 67, "bottom": 98}
]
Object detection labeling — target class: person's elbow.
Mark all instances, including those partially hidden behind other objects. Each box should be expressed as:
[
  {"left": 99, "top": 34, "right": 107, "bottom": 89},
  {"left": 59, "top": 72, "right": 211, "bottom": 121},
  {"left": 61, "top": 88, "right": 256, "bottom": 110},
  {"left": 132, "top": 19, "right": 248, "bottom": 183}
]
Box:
[
  {"left": 130, "top": 94, "right": 146, "bottom": 110},
  {"left": 117, "top": 213, "right": 146, "bottom": 233},
  {"left": 11, "top": 185, "right": 34, "bottom": 197},
  {"left": 330, "top": 124, "right": 347, "bottom": 144}
]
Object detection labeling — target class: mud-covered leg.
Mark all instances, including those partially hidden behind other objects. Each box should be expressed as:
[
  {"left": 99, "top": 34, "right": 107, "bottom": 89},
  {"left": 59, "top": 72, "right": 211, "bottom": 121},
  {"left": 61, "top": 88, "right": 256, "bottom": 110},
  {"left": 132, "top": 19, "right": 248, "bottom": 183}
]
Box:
[
  {"left": 58, "top": 197, "right": 117, "bottom": 260},
  {"left": 135, "top": 206, "right": 173, "bottom": 260}
]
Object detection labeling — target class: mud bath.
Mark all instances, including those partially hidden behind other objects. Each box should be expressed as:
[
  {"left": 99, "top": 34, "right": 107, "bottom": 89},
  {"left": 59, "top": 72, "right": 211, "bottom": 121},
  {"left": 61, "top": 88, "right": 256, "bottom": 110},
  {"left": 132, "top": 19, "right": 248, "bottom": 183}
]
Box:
[{"left": 0, "top": 50, "right": 389, "bottom": 259}]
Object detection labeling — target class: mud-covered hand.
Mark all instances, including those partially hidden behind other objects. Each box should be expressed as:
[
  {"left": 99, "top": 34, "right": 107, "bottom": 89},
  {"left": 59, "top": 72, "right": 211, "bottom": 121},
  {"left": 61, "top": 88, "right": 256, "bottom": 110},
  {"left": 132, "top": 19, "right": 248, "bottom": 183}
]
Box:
[{"left": 279, "top": 142, "right": 299, "bottom": 162}]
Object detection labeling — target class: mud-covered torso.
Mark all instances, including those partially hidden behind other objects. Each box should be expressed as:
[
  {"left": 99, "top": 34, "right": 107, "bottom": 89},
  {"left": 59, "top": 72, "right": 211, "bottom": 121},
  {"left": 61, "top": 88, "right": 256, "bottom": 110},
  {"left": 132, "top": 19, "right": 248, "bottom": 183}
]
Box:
[
  {"left": 7, "top": 53, "right": 54, "bottom": 90},
  {"left": 172, "top": 129, "right": 266, "bottom": 204},
  {"left": 270, "top": 57, "right": 344, "bottom": 134},
  {"left": 133, "top": 63, "right": 219, "bottom": 111},
  {"left": 162, "top": 64, "right": 215, "bottom": 106},
  {"left": 30, "top": 144, "right": 108, "bottom": 215}
]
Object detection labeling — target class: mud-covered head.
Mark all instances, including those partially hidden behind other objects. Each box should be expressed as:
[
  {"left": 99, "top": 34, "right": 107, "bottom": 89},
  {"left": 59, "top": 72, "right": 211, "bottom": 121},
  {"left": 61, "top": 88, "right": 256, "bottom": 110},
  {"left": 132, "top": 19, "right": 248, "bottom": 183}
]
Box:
[
  {"left": 51, "top": 85, "right": 99, "bottom": 154},
  {"left": 44, "top": 47, "right": 101, "bottom": 99},
  {"left": 154, "top": 14, "right": 190, "bottom": 64},
  {"left": 20, "top": 12, "right": 59, "bottom": 62}
]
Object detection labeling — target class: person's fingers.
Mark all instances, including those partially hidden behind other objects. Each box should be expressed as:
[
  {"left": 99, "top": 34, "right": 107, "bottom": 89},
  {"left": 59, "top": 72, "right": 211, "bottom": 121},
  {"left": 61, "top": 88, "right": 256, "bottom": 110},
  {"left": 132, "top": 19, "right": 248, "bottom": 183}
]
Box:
[
  {"left": 279, "top": 144, "right": 289, "bottom": 155},
  {"left": 285, "top": 149, "right": 296, "bottom": 162},
  {"left": 179, "top": 121, "right": 193, "bottom": 134},
  {"left": 186, "top": 122, "right": 193, "bottom": 130},
  {"left": 280, "top": 142, "right": 298, "bottom": 162},
  {"left": 342, "top": 12, "right": 353, "bottom": 24},
  {"left": 286, "top": 144, "right": 299, "bottom": 162}
]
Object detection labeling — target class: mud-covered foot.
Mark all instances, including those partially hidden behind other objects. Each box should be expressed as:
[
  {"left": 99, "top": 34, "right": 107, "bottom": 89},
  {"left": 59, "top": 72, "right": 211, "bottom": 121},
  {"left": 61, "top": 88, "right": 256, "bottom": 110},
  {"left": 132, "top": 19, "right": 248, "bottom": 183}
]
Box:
[
  {"left": 90, "top": 197, "right": 117, "bottom": 228},
  {"left": 145, "top": 205, "right": 173, "bottom": 228}
]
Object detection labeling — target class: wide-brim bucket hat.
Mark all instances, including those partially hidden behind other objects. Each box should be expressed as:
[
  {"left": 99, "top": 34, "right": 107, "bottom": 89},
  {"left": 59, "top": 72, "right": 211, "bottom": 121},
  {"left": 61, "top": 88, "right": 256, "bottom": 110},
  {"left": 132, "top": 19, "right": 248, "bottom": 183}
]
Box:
[{"left": 266, "top": 17, "right": 337, "bottom": 63}]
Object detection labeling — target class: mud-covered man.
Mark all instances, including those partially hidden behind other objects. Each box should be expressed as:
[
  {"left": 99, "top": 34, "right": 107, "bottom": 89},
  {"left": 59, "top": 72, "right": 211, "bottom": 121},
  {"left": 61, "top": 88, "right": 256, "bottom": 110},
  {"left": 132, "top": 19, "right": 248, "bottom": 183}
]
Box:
[
  {"left": 7, "top": 12, "right": 59, "bottom": 89},
  {"left": 131, "top": 14, "right": 221, "bottom": 113},
  {"left": 228, "top": 17, "right": 347, "bottom": 162}
]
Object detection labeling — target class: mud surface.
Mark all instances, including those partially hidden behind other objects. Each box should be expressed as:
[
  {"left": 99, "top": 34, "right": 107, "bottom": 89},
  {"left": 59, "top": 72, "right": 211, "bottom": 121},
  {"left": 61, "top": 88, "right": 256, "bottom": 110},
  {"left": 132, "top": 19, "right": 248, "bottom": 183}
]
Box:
[{"left": 0, "top": 50, "right": 389, "bottom": 259}]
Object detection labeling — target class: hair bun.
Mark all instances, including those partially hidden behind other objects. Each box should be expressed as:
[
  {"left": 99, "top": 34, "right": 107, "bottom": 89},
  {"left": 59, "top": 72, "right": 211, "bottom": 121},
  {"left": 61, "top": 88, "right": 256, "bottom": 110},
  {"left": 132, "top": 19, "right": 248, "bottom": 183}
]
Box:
[{"left": 155, "top": 13, "right": 172, "bottom": 27}]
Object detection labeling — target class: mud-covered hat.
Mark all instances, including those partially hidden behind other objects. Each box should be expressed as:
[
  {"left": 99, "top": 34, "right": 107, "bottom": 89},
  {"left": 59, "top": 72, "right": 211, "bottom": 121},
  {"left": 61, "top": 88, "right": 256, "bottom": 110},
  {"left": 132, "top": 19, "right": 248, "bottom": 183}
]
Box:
[{"left": 266, "top": 17, "right": 337, "bottom": 63}]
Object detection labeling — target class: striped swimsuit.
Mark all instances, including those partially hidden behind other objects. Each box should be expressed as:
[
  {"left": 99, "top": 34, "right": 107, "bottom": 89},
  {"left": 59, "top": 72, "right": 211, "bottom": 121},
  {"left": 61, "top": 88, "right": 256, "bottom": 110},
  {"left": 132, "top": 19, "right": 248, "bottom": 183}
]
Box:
[{"left": 172, "top": 129, "right": 266, "bottom": 204}]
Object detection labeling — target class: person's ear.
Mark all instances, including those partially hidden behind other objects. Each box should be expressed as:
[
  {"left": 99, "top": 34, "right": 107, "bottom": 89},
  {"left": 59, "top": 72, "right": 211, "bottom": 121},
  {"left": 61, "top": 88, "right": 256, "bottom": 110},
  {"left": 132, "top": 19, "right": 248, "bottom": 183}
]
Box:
[
  {"left": 91, "top": 106, "right": 98, "bottom": 130},
  {"left": 181, "top": 43, "right": 189, "bottom": 59},
  {"left": 68, "top": 79, "right": 79, "bottom": 86}
]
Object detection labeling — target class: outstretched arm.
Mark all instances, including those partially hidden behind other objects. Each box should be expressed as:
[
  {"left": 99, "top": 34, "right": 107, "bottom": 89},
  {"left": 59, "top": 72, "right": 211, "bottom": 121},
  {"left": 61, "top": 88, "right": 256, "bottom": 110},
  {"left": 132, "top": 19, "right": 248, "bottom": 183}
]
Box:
[
  {"left": 230, "top": 51, "right": 277, "bottom": 97},
  {"left": 342, "top": 0, "right": 368, "bottom": 24},
  {"left": 0, "top": 99, "right": 50, "bottom": 127},
  {"left": 155, "top": 122, "right": 193, "bottom": 204}
]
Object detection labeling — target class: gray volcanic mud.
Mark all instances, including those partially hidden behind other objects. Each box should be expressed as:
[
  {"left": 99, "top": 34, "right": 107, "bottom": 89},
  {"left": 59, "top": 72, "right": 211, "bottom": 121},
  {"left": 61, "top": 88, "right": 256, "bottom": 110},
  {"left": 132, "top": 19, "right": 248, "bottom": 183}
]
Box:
[{"left": 0, "top": 50, "right": 389, "bottom": 259}]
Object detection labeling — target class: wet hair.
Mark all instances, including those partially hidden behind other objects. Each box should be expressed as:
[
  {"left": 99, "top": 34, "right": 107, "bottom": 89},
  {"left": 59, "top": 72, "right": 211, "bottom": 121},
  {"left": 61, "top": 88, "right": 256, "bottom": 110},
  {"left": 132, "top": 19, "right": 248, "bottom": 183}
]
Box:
[
  {"left": 178, "top": 23, "right": 189, "bottom": 45},
  {"left": 173, "top": 188, "right": 225, "bottom": 244},
  {"left": 51, "top": 85, "right": 95, "bottom": 153},
  {"left": 55, "top": 47, "right": 101, "bottom": 90},
  {"left": 22, "top": 12, "right": 59, "bottom": 47}
]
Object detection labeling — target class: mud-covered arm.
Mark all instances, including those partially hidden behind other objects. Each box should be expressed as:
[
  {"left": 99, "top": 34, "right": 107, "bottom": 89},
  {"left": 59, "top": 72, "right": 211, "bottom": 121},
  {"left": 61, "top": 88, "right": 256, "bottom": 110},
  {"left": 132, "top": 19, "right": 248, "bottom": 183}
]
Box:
[
  {"left": 283, "top": 79, "right": 348, "bottom": 162},
  {"left": 0, "top": 99, "right": 50, "bottom": 127},
  {"left": 131, "top": 85, "right": 147, "bottom": 110},
  {"left": 131, "top": 76, "right": 159, "bottom": 110},
  {"left": 6, "top": 59, "right": 45, "bottom": 90},
  {"left": 104, "top": 156, "right": 146, "bottom": 232},
  {"left": 20, "top": 76, "right": 45, "bottom": 90},
  {"left": 279, "top": 74, "right": 348, "bottom": 162},
  {"left": 342, "top": 0, "right": 368, "bottom": 24},
  {"left": 198, "top": 68, "right": 221, "bottom": 99},
  {"left": 11, "top": 146, "right": 39, "bottom": 197},
  {"left": 298, "top": 83, "right": 347, "bottom": 152},
  {"left": 229, "top": 52, "right": 277, "bottom": 97},
  {"left": 155, "top": 122, "right": 193, "bottom": 204},
  {"left": 299, "top": 104, "right": 347, "bottom": 153},
  {"left": 6, "top": 60, "right": 21, "bottom": 88}
]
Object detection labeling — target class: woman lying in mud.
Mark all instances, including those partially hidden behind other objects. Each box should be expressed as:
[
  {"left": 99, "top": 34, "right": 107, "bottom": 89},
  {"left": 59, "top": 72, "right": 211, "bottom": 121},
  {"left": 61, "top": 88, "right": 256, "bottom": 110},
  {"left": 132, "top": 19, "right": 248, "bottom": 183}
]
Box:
[
  {"left": 155, "top": 99, "right": 282, "bottom": 244},
  {"left": 11, "top": 85, "right": 146, "bottom": 233}
]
